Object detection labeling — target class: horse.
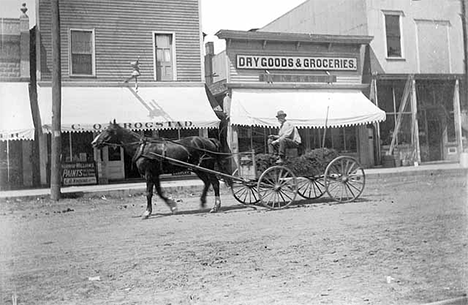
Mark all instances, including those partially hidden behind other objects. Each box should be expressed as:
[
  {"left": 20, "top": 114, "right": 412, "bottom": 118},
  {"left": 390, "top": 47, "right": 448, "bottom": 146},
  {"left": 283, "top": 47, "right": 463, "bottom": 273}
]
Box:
[{"left": 91, "top": 122, "right": 232, "bottom": 219}]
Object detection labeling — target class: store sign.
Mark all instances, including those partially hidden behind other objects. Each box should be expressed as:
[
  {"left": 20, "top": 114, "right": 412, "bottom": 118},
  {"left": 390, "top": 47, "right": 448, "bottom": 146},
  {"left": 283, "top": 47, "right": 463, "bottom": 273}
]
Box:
[
  {"left": 62, "top": 162, "right": 98, "bottom": 186},
  {"left": 236, "top": 55, "right": 357, "bottom": 71},
  {"left": 69, "top": 121, "right": 194, "bottom": 132}
]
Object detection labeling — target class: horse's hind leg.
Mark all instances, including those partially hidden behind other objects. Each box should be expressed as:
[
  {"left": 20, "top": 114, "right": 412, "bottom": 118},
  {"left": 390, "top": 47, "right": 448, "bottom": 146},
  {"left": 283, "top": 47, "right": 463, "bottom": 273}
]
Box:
[
  {"left": 153, "top": 175, "right": 178, "bottom": 214},
  {"left": 194, "top": 171, "right": 211, "bottom": 209},
  {"left": 142, "top": 178, "right": 154, "bottom": 219},
  {"left": 208, "top": 174, "right": 221, "bottom": 213}
]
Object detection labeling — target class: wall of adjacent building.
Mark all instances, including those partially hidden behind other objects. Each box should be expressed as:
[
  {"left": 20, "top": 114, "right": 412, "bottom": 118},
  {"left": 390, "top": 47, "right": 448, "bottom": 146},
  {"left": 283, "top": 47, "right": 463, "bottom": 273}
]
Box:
[
  {"left": 36, "top": 0, "right": 204, "bottom": 83},
  {"left": 261, "top": 0, "right": 368, "bottom": 36},
  {"left": 261, "top": 0, "right": 464, "bottom": 75}
]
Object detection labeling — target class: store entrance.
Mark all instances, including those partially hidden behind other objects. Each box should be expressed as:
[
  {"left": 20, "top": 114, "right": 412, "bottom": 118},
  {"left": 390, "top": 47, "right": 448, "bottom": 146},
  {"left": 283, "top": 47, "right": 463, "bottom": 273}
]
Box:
[
  {"left": 427, "top": 118, "right": 443, "bottom": 161},
  {"left": 106, "top": 146, "right": 125, "bottom": 181}
]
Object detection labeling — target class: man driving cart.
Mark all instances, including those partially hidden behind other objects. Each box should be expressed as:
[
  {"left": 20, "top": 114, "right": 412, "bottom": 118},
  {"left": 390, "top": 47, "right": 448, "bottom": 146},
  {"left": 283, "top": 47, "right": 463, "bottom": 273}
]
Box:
[{"left": 268, "top": 110, "right": 302, "bottom": 164}]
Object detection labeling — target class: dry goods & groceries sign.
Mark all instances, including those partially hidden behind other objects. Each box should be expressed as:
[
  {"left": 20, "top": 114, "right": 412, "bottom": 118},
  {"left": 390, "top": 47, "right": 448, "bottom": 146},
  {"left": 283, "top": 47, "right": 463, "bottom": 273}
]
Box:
[{"left": 236, "top": 55, "right": 357, "bottom": 71}]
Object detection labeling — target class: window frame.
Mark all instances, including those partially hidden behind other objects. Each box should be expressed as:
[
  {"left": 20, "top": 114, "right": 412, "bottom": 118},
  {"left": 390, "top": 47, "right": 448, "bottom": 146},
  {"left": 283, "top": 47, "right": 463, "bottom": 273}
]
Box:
[
  {"left": 382, "top": 10, "right": 405, "bottom": 60},
  {"left": 68, "top": 28, "right": 96, "bottom": 77},
  {"left": 152, "top": 31, "right": 177, "bottom": 81}
]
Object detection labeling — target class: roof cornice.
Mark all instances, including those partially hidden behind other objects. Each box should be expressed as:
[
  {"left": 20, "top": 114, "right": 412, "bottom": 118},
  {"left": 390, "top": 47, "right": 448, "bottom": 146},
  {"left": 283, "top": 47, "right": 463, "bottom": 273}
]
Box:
[{"left": 215, "top": 29, "right": 373, "bottom": 45}]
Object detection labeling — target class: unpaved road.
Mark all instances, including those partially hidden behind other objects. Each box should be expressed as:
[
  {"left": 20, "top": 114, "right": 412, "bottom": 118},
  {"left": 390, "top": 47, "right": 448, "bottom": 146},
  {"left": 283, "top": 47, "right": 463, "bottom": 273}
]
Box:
[{"left": 1, "top": 174, "right": 467, "bottom": 305}]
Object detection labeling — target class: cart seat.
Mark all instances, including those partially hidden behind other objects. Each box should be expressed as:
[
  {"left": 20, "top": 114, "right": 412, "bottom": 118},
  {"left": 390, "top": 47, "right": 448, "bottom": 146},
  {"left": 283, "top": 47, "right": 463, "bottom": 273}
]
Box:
[{"left": 285, "top": 144, "right": 303, "bottom": 159}]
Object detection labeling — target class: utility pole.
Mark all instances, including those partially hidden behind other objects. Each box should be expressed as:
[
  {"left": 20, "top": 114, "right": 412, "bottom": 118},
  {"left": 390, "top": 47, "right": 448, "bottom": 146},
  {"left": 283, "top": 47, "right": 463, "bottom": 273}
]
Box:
[
  {"left": 462, "top": 0, "right": 468, "bottom": 98},
  {"left": 51, "top": 0, "right": 62, "bottom": 200}
]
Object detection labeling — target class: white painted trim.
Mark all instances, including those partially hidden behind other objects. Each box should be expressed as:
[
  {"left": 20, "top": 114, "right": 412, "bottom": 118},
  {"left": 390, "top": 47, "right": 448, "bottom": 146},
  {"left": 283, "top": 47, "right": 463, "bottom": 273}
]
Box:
[
  {"left": 414, "top": 19, "right": 421, "bottom": 73},
  {"left": 447, "top": 23, "right": 453, "bottom": 73},
  {"left": 68, "top": 28, "right": 96, "bottom": 77},
  {"left": 198, "top": 0, "right": 205, "bottom": 82},
  {"left": 152, "top": 31, "right": 177, "bottom": 81}
]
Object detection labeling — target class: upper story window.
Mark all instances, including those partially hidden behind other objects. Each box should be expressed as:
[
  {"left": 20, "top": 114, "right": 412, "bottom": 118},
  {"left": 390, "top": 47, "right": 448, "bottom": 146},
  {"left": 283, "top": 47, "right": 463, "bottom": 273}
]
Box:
[
  {"left": 70, "top": 29, "right": 95, "bottom": 76},
  {"left": 154, "top": 33, "right": 175, "bottom": 81},
  {"left": 384, "top": 12, "right": 403, "bottom": 58}
]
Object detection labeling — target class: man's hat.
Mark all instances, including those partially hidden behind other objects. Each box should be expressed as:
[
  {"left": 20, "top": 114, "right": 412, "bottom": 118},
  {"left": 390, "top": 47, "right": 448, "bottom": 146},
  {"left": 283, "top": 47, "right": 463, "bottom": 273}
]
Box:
[{"left": 276, "top": 110, "right": 287, "bottom": 118}]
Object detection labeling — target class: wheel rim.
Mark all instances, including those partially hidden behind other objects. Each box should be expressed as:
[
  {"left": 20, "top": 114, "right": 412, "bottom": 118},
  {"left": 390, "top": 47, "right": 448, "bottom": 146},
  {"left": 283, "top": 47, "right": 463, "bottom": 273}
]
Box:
[
  {"left": 324, "top": 156, "right": 365, "bottom": 202},
  {"left": 257, "top": 166, "right": 297, "bottom": 209},
  {"left": 297, "top": 176, "right": 326, "bottom": 199},
  {"left": 232, "top": 180, "right": 260, "bottom": 205}
]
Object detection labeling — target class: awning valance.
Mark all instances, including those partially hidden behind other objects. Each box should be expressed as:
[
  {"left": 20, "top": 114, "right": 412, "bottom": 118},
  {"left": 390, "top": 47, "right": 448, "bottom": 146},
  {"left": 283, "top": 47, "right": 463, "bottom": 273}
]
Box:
[
  {"left": 37, "top": 85, "right": 220, "bottom": 133},
  {"left": 0, "top": 82, "right": 35, "bottom": 141},
  {"left": 230, "top": 89, "right": 386, "bottom": 128}
]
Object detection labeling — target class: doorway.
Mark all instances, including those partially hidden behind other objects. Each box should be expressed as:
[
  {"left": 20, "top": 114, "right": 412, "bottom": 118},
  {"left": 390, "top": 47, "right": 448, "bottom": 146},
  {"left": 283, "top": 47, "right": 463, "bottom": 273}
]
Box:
[
  {"left": 427, "top": 119, "right": 443, "bottom": 161},
  {"left": 106, "top": 146, "right": 125, "bottom": 181}
]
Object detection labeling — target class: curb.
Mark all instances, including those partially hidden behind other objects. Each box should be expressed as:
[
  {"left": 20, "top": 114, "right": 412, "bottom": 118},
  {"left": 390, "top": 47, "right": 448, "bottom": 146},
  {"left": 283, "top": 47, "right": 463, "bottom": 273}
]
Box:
[
  {"left": 424, "top": 296, "right": 467, "bottom": 305},
  {"left": 1, "top": 167, "right": 467, "bottom": 202}
]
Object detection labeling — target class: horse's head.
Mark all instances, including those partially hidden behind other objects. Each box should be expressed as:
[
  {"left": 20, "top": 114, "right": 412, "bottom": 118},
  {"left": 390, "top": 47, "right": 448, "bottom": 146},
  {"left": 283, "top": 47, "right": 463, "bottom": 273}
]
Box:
[{"left": 91, "top": 121, "right": 125, "bottom": 149}]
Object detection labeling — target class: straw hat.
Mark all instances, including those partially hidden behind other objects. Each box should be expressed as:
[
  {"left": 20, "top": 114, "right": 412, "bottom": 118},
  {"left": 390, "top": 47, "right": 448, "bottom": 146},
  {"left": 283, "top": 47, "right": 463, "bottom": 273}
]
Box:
[{"left": 276, "top": 110, "right": 287, "bottom": 118}]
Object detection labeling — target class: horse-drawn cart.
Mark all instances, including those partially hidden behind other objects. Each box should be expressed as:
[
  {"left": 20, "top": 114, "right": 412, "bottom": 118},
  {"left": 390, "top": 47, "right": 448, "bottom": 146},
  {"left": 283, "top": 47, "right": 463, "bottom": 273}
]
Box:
[
  {"left": 231, "top": 149, "right": 366, "bottom": 210},
  {"left": 92, "top": 123, "right": 366, "bottom": 218}
]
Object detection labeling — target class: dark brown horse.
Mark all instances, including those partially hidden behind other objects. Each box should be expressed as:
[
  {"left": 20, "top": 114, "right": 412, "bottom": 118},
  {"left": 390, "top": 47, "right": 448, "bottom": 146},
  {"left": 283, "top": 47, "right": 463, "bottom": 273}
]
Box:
[{"left": 92, "top": 122, "right": 232, "bottom": 219}]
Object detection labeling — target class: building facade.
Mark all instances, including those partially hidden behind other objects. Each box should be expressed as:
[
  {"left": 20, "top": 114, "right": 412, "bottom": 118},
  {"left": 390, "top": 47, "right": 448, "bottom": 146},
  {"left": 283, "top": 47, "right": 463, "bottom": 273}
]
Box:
[
  {"left": 33, "top": 0, "right": 219, "bottom": 186},
  {"left": 209, "top": 30, "right": 385, "bottom": 167},
  {"left": 261, "top": 0, "right": 467, "bottom": 166},
  {"left": 0, "top": 5, "right": 37, "bottom": 190}
]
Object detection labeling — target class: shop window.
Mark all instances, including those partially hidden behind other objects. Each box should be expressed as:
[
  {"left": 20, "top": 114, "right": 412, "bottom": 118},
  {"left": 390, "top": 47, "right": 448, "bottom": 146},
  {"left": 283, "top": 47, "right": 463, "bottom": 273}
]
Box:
[
  {"left": 154, "top": 33, "right": 175, "bottom": 81},
  {"left": 384, "top": 13, "right": 403, "bottom": 58},
  {"left": 70, "top": 29, "right": 95, "bottom": 76},
  {"left": 62, "top": 132, "right": 94, "bottom": 162},
  {"left": 417, "top": 81, "right": 456, "bottom": 143},
  {"left": 378, "top": 80, "right": 412, "bottom": 146}
]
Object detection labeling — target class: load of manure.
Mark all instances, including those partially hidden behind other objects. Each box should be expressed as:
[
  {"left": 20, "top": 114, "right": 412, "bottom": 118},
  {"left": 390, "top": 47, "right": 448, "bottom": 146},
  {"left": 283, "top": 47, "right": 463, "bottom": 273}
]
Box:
[{"left": 254, "top": 148, "right": 339, "bottom": 177}]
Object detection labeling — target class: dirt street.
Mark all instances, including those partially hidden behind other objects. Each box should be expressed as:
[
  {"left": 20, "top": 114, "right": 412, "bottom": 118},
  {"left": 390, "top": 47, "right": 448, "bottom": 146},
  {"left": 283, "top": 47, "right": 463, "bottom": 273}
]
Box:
[{"left": 1, "top": 174, "right": 467, "bottom": 305}]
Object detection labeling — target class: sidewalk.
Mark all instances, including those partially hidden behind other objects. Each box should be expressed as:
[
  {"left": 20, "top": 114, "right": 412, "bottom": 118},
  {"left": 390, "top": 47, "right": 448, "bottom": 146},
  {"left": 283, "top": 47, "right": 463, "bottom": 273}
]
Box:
[{"left": 1, "top": 162, "right": 466, "bottom": 201}]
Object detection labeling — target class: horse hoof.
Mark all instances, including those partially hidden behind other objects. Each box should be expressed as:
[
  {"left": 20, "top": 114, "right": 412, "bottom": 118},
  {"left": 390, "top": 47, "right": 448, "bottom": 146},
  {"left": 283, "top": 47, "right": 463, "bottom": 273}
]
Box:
[
  {"left": 171, "top": 207, "right": 178, "bottom": 214},
  {"left": 209, "top": 208, "right": 218, "bottom": 213},
  {"left": 142, "top": 211, "right": 151, "bottom": 219}
]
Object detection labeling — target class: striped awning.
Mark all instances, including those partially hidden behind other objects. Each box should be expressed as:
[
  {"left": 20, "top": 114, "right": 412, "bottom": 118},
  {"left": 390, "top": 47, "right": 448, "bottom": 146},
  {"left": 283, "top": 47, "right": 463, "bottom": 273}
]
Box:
[{"left": 37, "top": 84, "right": 220, "bottom": 133}]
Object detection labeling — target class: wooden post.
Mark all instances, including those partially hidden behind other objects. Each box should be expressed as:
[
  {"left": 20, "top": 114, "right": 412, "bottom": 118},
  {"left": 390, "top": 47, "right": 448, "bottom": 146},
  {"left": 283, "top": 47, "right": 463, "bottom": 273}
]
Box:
[
  {"left": 410, "top": 78, "right": 421, "bottom": 164},
  {"left": 454, "top": 79, "right": 464, "bottom": 156},
  {"left": 50, "top": 0, "right": 62, "bottom": 200}
]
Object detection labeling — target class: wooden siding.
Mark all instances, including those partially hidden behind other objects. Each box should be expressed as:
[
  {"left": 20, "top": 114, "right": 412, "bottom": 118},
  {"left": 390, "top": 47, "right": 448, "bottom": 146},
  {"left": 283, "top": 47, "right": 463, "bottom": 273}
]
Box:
[{"left": 38, "top": 0, "right": 202, "bottom": 82}]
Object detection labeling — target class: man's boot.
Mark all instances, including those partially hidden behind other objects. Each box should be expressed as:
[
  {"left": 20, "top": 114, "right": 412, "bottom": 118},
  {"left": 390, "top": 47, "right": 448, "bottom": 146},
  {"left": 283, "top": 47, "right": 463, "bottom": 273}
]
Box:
[{"left": 276, "top": 155, "right": 285, "bottom": 164}]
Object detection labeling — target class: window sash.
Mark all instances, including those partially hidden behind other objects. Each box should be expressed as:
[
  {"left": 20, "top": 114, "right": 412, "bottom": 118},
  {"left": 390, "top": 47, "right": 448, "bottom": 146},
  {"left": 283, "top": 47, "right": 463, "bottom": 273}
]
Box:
[
  {"left": 385, "top": 14, "right": 402, "bottom": 57},
  {"left": 154, "top": 33, "right": 174, "bottom": 81},
  {"left": 70, "top": 30, "right": 94, "bottom": 75}
]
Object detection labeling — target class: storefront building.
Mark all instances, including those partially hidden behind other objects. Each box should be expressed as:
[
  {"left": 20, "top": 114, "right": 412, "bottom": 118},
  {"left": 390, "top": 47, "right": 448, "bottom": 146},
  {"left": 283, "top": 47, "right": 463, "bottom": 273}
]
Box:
[
  {"left": 0, "top": 6, "right": 37, "bottom": 190},
  {"left": 30, "top": 0, "right": 220, "bottom": 186},
  {"left": 261, "top": 0, "right": 467, "bottom": 166},
  {"left": 210, "top": 30, "right": 385, "bottom": 167}
]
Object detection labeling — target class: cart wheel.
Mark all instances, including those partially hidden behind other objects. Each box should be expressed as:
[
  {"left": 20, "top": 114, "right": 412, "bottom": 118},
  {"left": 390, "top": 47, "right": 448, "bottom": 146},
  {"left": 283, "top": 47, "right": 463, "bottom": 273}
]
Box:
[
  {"left": 324, "top": 156, "right": 365, "bottom": 202},
  {"left": 231, "top": 169, "right": 260, "bottom": 205},
  {"left": 297, "top": 176, "right": 326, "bottom": 199},
  {"left": 257, "top": 166, "right": 297, "bottom": 209}
]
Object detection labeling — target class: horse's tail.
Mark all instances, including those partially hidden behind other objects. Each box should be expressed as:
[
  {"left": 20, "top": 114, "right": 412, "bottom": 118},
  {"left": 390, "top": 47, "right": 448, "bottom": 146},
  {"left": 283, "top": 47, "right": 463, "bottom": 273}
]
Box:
[{"left": 208, "top": 138, "right": 233, "bottom": 187}]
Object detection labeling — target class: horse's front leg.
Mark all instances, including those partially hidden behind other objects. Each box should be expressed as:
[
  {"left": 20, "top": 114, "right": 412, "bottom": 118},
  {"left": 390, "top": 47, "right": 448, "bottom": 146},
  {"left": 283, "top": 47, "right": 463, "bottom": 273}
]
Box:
[
  {"left": 195, "top": 172, "right": 210, "bottom": 209},
  {"left": 142, "top": 179, "right": 154, "bottom": 220},
  {"left": 153, "top": 175, "right": 178, "bottom": 214},
  {"left": 209, "top": 175, "right": 221, "bottom": 213}
]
